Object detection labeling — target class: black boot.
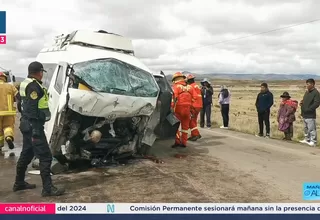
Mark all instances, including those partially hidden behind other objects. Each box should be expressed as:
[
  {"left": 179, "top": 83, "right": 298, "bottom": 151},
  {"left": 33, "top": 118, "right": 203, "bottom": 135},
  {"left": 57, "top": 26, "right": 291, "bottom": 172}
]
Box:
[
  {"left": 171, "top": 143, "right": 180, "bottom": 148},
  {"left": 191, "top": 134, "right": 202, "bottom": 141},
  {"left": 13, "top": 182, "right": 36, "bottom": 192},
  {"left": 189, "top": 135, "right": 202, "bottom": 141},
  {"left": 5, "top": 137, "right": 14, "bottom": 150},
  {"left": 14, "top": 162, "right": 29, "bottom": 191},
  {"left": 42, "top": 186, "right": 65, "bottom": 197}
]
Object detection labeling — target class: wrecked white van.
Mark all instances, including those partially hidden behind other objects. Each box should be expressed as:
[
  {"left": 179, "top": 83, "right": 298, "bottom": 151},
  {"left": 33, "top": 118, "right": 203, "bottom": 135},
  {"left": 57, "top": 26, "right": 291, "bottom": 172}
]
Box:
[{"left": 36, "top": 30, "right": 179, "bottom": 168}]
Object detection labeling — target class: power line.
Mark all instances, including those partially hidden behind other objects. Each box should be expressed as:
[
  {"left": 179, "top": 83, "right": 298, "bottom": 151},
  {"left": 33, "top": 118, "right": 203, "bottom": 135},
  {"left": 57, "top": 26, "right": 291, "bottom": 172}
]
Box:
[
  {"left": 168, "top": 18, "right": 320, "bottom": 54},
  {"left": 0, "top": 66, "right": 9, "bottom": 71},
  {"left": 0, "top": 66, "right": 11, "bottom": 74}
]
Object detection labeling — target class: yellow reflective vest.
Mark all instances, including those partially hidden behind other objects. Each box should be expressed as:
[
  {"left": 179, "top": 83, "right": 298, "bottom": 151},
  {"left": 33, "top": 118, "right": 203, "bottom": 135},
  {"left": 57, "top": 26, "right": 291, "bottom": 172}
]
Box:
[{"left": 19, "top": 78, "right": 51, "bottom": 121}]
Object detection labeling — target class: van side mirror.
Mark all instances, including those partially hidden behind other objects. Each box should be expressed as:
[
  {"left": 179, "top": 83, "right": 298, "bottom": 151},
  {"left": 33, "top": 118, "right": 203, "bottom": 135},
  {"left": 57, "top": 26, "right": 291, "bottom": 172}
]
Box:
[{"left": 12, "top": 75, "right": 16, "bottom": 82}]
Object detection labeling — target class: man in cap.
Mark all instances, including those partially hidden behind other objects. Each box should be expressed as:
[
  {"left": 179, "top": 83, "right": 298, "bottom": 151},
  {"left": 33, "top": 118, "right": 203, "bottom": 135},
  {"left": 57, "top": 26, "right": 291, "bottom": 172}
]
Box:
[
  {"left": 299, "top": 78, "right": 320, "bottom": 147},
  {"left": 0, "top": 72, "right": 18, "bottom": 151},
  {"left": 200, "top": 78, "right": 214, "bottom": 128},
  {"left": 186, "top": 74, "right": 202, "bottom": 141},
  {"left": 13, "top": 61, "right": 65, "bottom": 197},
  {"left": 171, "top": 72, "right": 194, "bottom": 148},
  {"left": 255, "top": 82, "right": 274, "bottom": 138}
]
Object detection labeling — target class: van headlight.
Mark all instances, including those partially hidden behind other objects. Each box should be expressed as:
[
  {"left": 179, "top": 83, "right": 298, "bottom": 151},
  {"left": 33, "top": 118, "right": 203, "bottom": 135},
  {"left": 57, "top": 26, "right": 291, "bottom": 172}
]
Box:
[{"left": 139, "top": 104, "right": 155, "bottom": 115}]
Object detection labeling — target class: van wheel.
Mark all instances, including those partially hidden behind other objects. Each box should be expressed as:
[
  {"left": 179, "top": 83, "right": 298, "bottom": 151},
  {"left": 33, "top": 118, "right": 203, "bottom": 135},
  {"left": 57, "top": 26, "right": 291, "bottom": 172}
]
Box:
[{"left": 137, "top": 144, "right": 151, "bottom": 156}]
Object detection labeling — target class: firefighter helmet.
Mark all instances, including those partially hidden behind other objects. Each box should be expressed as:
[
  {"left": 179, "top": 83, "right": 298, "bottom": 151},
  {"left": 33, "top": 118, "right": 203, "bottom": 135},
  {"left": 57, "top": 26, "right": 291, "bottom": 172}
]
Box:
[
  {"left": 186, "top": 74, "right": 195, "bottom": 80},
  {"left": 0, "top": 72, "right": 7, "bottom": 82},
  {"left": 172, "top": 72, "right": 186, "bottom": 82}
]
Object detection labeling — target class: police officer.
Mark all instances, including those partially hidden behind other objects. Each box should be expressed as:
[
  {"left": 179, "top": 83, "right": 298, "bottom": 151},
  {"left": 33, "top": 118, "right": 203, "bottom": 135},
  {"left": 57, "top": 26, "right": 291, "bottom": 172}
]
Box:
[{"left": 13, "top": 61, "right": 65, "bottom": 197}]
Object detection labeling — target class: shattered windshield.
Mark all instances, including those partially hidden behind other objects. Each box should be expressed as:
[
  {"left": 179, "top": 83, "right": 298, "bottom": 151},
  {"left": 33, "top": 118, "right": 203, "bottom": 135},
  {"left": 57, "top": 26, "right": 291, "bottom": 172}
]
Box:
[{"left": 72, "top": 58, "right": 159, "bottom": 97}]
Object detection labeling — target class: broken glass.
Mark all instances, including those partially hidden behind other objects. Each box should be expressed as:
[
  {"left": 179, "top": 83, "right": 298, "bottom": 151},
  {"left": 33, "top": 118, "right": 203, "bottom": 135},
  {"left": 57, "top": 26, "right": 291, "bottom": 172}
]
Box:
[{"left": 72, "top": 58, "right": 159, "bottom": 97}]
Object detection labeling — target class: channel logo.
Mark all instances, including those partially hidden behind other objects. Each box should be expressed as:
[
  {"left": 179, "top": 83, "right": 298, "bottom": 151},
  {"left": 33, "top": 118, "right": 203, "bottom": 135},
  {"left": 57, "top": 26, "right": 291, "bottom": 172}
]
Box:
[
  {"left": 303, "top": 182, "right": 320, "bottom": 200},
  {"left": 0, "top": 35, "right": 6, "bottom": 44},
  {"left": 0, "top": 11, "right": 6, "bottom": 45},
  {"left": 106, "top": 204, "right": 115, "bottom": 213}
]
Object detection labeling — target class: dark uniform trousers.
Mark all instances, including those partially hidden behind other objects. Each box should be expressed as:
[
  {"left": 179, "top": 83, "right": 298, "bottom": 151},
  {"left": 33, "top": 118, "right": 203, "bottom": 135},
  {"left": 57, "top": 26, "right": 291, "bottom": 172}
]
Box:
[{"left": 16, "top": 118, "right": 52, "bottom": 191}]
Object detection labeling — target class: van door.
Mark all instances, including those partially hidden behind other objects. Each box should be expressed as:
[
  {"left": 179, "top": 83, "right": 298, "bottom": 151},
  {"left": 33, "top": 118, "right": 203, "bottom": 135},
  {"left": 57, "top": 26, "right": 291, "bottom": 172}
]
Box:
[
  {"left": 153, "top": 72, "right": 180, "bottom": 139},
  {"left": 44, "top": 61, "right": 70, "bottom": 143}
]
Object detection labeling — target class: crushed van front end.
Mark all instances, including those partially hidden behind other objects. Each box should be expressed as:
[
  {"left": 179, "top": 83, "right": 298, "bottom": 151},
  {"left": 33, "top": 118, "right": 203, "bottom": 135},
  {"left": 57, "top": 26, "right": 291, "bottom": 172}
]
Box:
[{"left": 49, "top": 58, "right": 160, "bottom": 169}]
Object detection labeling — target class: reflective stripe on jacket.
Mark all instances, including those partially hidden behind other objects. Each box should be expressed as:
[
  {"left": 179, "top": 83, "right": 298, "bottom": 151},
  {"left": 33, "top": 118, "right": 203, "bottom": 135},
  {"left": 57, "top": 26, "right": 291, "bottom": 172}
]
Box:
[
  {"left": 171, "top": 80, "right": 193, "bottom": 109},
  {"left": 0, "top": 80, "right": 18, "bottom": 116},
  {"left": 20, "top": 78, "right": 51, "bottom": 121},
  {"left": 190, "top": 82, "right": 203, "bottom": 108}
]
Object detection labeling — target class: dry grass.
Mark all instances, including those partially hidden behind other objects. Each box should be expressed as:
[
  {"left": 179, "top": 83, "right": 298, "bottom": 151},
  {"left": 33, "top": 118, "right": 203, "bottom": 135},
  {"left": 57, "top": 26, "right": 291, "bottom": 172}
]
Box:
[{"left": 200, "top": 79, "right": 320, "bottom": 146}]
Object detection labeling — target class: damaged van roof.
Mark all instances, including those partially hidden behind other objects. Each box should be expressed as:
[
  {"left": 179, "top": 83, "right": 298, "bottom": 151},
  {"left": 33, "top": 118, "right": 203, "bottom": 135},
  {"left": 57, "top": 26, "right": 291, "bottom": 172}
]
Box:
[
  {"left": 38, "top": 46, "right": 152, "bottom": 73},
  {"left": 38, "top": 30, "right": 152, "bottom": 73}
]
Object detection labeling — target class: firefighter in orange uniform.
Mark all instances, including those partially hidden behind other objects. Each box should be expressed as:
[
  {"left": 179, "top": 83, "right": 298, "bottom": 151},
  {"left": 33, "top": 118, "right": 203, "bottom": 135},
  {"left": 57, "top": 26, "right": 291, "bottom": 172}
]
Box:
[
  {"left": 186, "top": 74, "right": 203, "bottom": 141},
  {"left": 171, "top": 72, "right": 194, "bottom": 148},
  {"left": 0, "top": 72, "right": 18, "bottom": 151}
]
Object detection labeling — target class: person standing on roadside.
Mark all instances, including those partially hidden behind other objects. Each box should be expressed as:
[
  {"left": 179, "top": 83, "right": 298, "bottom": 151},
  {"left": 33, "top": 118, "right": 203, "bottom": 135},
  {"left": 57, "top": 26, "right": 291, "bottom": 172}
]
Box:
[
  {"left": 299, "top": 79, "right": 320, "bottom": 147},
  {"left": 255, "top": 83, "right": 274, "bottom": 138},
  {"left": 277, "top": 92, "right": 298, "bottom": 141},
  {"left": 200, "top": 78, "right": 213, "bottom": 128},
  {"left": 218, "top": 85, "right": 231, "bottom": 129}
]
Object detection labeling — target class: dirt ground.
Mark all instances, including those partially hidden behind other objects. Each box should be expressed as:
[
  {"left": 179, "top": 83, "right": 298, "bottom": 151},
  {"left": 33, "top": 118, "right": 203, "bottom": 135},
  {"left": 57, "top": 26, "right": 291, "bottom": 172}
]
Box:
[{"left": 1, "top": 116, "right": 319, "bottom": 203}]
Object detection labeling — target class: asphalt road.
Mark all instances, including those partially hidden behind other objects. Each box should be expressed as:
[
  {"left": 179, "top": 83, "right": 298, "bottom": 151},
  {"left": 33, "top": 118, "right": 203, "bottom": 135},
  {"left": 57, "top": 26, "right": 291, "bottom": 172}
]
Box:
[{"left": 0, "top": 122, "right": 319, "bottom": 202}]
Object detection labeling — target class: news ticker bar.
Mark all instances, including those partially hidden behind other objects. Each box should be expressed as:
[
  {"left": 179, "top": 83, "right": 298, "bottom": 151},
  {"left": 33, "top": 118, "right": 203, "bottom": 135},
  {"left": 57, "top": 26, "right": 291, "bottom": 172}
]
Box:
[{"left": 1, "top": 203, "right": 320, "bottom": 214}]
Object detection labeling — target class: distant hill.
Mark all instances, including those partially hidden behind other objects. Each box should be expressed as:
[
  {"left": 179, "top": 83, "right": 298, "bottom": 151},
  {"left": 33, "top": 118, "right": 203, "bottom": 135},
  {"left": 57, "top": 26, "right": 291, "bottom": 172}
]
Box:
[
  {"left": 175, "top": 72, "right": 320, "bottom": 81},
  {"left": 13, "top": 72, "right": 320, "bottom": 83},
  {"left": 14, "top": 76, "right": 24, "bottom": 82}
]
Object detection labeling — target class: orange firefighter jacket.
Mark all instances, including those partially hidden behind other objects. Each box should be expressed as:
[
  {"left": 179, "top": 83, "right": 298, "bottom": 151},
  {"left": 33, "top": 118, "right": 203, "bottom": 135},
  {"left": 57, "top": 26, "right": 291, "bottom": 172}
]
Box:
[
  {"left": 0, "top": 80, "right": 18, "bottom": 116},
  {"left": 171, "top": 80, "right": 194, "bottom": 109},
  {"left": 189, "top": 82, "right": 203, "bottom": 109}
]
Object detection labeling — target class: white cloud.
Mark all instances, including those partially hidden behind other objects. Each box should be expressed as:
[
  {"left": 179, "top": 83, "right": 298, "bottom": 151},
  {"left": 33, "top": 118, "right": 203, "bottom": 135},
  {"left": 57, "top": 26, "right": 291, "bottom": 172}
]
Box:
[{"left": 0, "top": 0, "right": 320, "bottom": 77}]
